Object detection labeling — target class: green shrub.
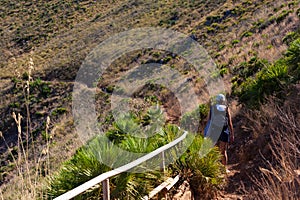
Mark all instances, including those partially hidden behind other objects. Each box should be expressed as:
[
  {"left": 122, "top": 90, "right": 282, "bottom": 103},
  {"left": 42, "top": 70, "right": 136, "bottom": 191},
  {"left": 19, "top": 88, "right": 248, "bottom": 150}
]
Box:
[
  {"left": 47, "top": 113, "right": 184, "bottom": 199},
  {"left": 219, "top": 68, "right": 228, "bottom": 76},
  {"left": 47, "top": 96, "right": 226, "bottom": 200},
  {"left": 287, "top": 1, "right": 296, "bottom": 7},
  {"left": 171, "top": 135, "right": 225, "bottom": 199},
  {"left": 51, "top": 107, "right": 67, "bottom": 116},
  {"left": 231, "top": 39, "right": 240, "bottom": 45},
  {"left": 241, "top": 31, "right": 253, "bottom": 38},
  {"left": 238, "top": 62, "right": 288, "bottom": 106},
  {"left": 206, "top": 26, "right": 215, "bottom": 34},
  {"left": 47, "top": 134, "right": 162, "bottom": 199},
  {"left": 282, "top": 32, "right": 299, "bottom": 45},
  {"left": 41, "top": 130, "right": 51, "bottom": 141},
  {"left": 205, "top": 15, "right": 221, "bottom": 26},
  {"left": 285, "top": 38, "right": 300, "bottom": 79},
  {"left": 233, "top": 57, "right": 269, "bottom": 80},
  {"left": 218, "top": 44, "right": 225, "bottom": 50},
  {"left": 107, "top": 106, "right": 165, "bottom": 145},
  {"left": 276, "top": 10, "right": 292, "bottom": 23},
  {"left": 233, "top": 37, "right": 300, "bottom": 106},
  {"left": 9, "top": 102, "right": 21, "bottom": 108},
  {"left": 180, "top": 104, "right": 209, "bottom": 133},
  {"left": 30, "top": 78, "right": 51, "bottom": 97},
  {"left": 47, "top": 103, "right": 224, "bottom": 199}
]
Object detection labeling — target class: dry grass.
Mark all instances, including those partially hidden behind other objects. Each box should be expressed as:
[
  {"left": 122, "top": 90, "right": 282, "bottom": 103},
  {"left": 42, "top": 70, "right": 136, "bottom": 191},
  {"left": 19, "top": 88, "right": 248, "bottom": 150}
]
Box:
[
  {"left": 2, "top": 0, "right": 296, "bottom": 81},
  {"left": 250, "top": 101, "right": 300, "bottom": 199},
  {"left": 219, "top": 1, "right": 299, "bottom": 67},
  {"left": 0, "top": 114, "right": 50, "bottom": 199},
  {"left": 0, "top": 59, "right": 81, "bottom": 200},
  {"left": 0, "top": 0, "right": 299, "bottom": 199},
  {"left": 0, "top": 58, "right": 50, "bottom": 199},
  {"left": 237, "top": 86, "right": 300, "bottom": 199},
  {"left": 0, "top": 116, "right": 82, "bottom": 200}
]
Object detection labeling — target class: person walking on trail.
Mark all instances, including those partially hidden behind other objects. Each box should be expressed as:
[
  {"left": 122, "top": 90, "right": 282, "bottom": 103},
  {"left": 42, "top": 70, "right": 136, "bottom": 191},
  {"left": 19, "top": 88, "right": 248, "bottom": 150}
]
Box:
[{"left": 204, "top": 94, "right": 234, "bottom": 170}]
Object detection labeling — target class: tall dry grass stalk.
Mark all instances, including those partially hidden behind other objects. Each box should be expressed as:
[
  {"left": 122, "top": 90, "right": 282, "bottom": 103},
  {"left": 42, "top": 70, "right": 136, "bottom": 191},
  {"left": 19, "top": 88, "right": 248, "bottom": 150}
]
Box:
[
  {"left": 0, "top": 185, "right": 3, "bottom": 200},
  {"left": 25, "top": 57, "right": 34, "bottom": 158}
]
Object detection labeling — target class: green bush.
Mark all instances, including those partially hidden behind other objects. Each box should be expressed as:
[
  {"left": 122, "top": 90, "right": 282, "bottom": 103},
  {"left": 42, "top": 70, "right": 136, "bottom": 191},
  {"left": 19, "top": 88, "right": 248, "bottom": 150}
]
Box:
[
  {"left": 171, "top": 135, "right": 225, "bottom": 199},
  {"left": 219, "top": 67, "right": 228, "bottom": 76},
  {"left": 233, "top": 37, "right": 300, "bottom": 106},
  {"left": 276, "top": 10, "right": 292, "bottom": 24},
  {"left": 218, "top": 44, "right": 225, "bottom": 50},
  {"left": 238, "top": 61, "right": 288, "bottom": 106},
  {"left": 180, "top": 104, "right": 209, "bottom": 133},
  {"left": 282, "top": 32, "right": 299, "bottom": 45},
  {"left": 47, "top": 137, "right": 111, "bottom": 199},
  {"left": 47, "top": 108, "right": 181, "bottom": 199},
  {"left": 47, "top": 135, "right": 162, "bottom": 199},
  {"left": 234, "top": 57, "right": 268, "bottom": 80},
  {"left": 241, "top": 31, "right": 253, "bottom": 38},
  {"left": 30, "top": 78, "right": 51, "bottom": 97},
  {"left": 47, "top": 104, "right": 225, "bottom": 200},
  {"left": 285, "top": 38, "right": 300, "bottom": 79},
  {"left": 231, "top": 39, "right": 240, "bottom": 45},
  {"left": 51, "top": 107, "right": 67, "bottom": 116},
  {"left": 107, "top": 106, "right": 165, "bottom": 145}
]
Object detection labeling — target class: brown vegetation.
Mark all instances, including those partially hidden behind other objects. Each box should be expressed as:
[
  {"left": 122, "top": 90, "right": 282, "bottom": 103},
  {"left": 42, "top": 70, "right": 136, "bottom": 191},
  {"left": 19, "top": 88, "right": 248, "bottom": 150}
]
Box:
[
  {"left": 221, "top": 84, "right": 300, "bottom": 199},
  {"left": 0, "top": 0, "right": 299, "bottom": 199}
]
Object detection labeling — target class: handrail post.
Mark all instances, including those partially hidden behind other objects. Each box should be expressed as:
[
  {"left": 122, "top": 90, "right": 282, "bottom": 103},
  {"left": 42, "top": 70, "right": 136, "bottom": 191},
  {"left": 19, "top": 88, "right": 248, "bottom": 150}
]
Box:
[
  {"left": 102, "top": 179, "right": 110, "bottom": 200},
  {"left": 160, "top": 151, "right": 166, "bottom": 174},
  {"left": 160, "top": 151, "right": 168, "bottom": 199}
]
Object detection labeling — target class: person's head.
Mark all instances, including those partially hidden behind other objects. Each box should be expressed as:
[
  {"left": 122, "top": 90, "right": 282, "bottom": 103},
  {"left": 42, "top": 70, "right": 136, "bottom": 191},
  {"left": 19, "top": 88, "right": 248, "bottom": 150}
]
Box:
[{"left": 216, "top": 93, "right": 226, "bottom": 105}]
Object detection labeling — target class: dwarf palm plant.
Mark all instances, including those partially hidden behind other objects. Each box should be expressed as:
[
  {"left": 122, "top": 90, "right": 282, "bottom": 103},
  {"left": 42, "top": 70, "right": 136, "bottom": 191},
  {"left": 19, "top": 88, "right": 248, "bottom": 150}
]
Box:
[
  {"left": 171, "top": 135, "right": 225, "bottom": 199},
  {"left": 46, "top": 134, "right": 164, "bottom": 199},
  {"left": 47, "top": 108, "right": 170, "bottom": 199},
  {"left": 47, "top": 135, "right": 111, "bottom": 199},
  {"left": 47, "top": 106, "right": 224, "bottom": 199},
  {"left": 286, "top": 38, "right": 300, "bottom": 79}
]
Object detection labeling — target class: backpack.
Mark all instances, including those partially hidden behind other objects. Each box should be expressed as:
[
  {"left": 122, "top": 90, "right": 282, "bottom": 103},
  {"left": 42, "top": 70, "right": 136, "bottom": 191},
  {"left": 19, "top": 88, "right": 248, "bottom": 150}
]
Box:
[{"left": 210, "top": 104, "right": 228, "bottom": 128}]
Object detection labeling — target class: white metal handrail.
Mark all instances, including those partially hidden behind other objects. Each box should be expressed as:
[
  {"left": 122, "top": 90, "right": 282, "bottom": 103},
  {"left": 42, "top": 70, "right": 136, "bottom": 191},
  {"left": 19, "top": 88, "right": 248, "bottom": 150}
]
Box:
[{"left": 54, "top": 130, "right": 188, "bottom": 200}]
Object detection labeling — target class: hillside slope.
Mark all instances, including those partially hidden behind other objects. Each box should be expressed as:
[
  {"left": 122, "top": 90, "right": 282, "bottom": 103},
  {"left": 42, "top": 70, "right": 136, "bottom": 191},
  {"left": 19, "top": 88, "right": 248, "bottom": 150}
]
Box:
[
  {"left": 1, "top": 0, "right": 299, "bottom": 79},
  {"left": 0, "top": 0, "right": 299, "bottom": 199}
]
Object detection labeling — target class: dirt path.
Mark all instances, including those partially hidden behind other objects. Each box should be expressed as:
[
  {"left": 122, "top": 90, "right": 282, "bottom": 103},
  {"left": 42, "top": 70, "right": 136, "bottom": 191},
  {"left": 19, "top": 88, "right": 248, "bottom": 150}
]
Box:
[
  {"left": 171, "top": 99, "right": 253, "bottom": 200},
  {"left": 218, "top": 156, "right": 246, "bottom": 199},
  {"left": 217, "top": 99, "right": 253, "bottom": 200}
]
